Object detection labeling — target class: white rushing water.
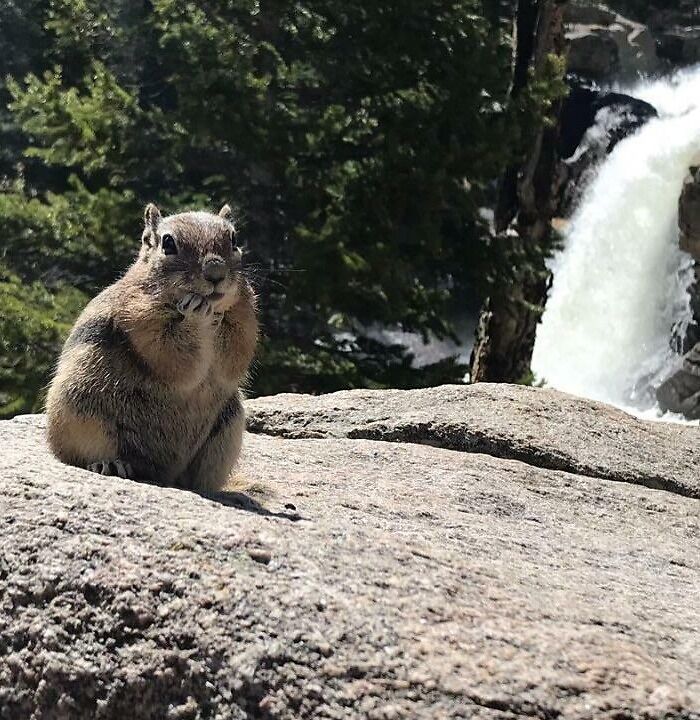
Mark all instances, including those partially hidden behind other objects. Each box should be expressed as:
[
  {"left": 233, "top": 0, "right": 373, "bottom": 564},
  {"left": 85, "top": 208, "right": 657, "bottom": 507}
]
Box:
[{"left": 532, "top": 66, "right": 700, "bottom": 416}]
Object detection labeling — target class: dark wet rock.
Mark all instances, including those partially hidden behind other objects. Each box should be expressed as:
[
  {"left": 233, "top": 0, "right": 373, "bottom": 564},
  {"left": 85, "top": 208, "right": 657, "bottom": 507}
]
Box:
[
  {"left": 557, "top": 79, "right": 658, "bottom": 214},
  {"left": 566, "top": 2, "right": 700, "bottom": 73},
  {"left": 565, "top": 4, "right": 658, "bottom": 80},
  {"left": 660, "top": 168, "right": 700, "bottom": 410},
  {"left": 656, "top": 26, "right": 700, "bottom": 66},
  {"left": 680, "top": 168, "right": 700, "bottom": 349},
  {"left": 567, "top": 25, "right": 620, "bottom": 78},
  {"left": 648, "top": 2, "right": 700, "bottom": 32},
  {"left": 565, "top": 3, "right": 617, "bottom": 26},
  {"left": 657, "top": 343, "right": 700, "bottom": 419},
  {"left": 680, "top": 166, "right": 700, "bottom": 261},
  {"left": 559, "top": 80, "right": 658, "bottom": 160}
]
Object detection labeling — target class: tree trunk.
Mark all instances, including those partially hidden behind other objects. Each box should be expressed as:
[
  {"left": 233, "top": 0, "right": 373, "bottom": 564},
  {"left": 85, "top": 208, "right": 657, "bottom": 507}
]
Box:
[{"left": 470, "top": 0, "right": 568, "bottom": 384}]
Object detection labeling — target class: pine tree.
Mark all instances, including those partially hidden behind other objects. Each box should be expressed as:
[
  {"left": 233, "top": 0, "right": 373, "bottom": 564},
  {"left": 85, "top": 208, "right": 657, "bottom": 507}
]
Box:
[{"left": 0, "top": 0, "right": 560, "bottom": 414}]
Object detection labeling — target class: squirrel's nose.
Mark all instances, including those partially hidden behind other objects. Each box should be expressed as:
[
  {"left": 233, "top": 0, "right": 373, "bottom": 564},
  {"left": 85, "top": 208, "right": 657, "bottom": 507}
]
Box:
[{"left": 202, "top": 255, "right": 227, "bottom": 283}]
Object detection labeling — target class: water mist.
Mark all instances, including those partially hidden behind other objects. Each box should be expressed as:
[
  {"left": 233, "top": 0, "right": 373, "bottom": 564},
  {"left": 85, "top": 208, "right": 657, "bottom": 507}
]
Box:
[{"left": 532, "top": 67, "right": 700, "bottom": 414}]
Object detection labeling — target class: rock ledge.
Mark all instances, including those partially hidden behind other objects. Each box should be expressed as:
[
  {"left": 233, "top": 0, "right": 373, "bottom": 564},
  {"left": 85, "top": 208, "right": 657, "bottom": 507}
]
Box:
[{"left": 1, "top": 384, "right": 699, "bottom": 719}]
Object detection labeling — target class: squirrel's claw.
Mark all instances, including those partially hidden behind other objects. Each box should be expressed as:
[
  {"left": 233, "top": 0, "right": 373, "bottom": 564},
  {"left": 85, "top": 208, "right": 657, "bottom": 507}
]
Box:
[
  {"left": 87, "top": 459, "right": 133, "bottom": 479},
  {"left": 177, "top": 293, "right": 213, "bottom": 319}
]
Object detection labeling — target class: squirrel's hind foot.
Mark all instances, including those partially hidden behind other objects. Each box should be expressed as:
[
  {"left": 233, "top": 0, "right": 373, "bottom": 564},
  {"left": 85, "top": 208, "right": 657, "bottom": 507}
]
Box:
[{"left": 87, "top": 459, "right": 133, "bottom": 479}]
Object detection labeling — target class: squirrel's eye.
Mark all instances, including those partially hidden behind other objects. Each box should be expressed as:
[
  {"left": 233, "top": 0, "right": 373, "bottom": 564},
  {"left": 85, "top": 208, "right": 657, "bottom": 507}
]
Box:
[{"left": 161, "top": 234, "right": 177, "bottom": 255}]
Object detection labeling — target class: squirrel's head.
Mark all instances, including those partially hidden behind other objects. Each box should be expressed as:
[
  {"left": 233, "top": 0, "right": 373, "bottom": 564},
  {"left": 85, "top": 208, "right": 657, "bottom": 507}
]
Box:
[{"left": 139, "top": 203, "right": 244, "bottom": 311}]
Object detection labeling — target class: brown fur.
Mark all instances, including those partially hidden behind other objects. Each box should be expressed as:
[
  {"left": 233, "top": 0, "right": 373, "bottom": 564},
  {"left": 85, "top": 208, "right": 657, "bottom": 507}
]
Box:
[
  {"left": 46, "top": 395, "right": 117, "bottom": 466},
  {"left": 45, "top": 204, "right": 258, "bottom": 492}
]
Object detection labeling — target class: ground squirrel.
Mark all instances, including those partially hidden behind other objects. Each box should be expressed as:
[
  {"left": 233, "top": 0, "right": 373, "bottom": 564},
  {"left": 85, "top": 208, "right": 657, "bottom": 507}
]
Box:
[{"left": 46, "top": 203, "right": 258, "bottom": 493}]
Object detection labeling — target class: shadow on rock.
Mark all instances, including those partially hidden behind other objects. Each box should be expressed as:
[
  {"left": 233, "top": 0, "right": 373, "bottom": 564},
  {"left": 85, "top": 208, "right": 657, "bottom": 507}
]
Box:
[{"left": 206, "top": 489, "right": 304, "bottom": 521}]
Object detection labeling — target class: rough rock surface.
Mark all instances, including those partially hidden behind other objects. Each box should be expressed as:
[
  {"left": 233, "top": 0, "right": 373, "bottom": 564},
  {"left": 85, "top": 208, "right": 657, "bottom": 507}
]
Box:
[
  {"left": 2, "top": 385, "right": 700, "bottom": 719},
  {"left": 657, "top": 26, "right": 700, "bottom": 66},
  {"left": 565, "top": 4, "right": 658, "bottom": 80},
  {"left": 657, "top": 343, "right": 700, "bottom": 420},
  {"left": 649, "top": 0, "right": 700, "bottom": 33},
  {"left": 680, "top": 167, "right": 700, "bottom": 262},
  {"left": 248, "top": 383, "right": 700, "bottom": 499},
  {"left": 680, "top": 167, "right": 700, "bottom": 350},
  {"left": 657, "top": 167, "right": 700, "bottom": 416}
]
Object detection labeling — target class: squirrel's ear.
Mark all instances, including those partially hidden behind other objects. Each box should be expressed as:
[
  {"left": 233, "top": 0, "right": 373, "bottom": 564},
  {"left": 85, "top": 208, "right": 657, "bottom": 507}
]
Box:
[
  {"left": 218, "top": 204, "right": 233, "bottom": 221},
  {"left": 144, "top": 202, "right": 162, "bottom": 231}
]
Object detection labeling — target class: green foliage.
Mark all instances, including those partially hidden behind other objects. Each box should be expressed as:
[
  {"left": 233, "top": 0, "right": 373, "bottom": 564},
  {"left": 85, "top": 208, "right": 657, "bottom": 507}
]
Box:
[
  {"left": 480, "top": 51, "right": 568, "bottom": 293},
  {"left": 0, "top": 176, "right": 137, "bottom": 287},
  {"left": 517, "top": 53, "right": 568, "bottom": 138},
  {"left": 0, "top": 0, "right": 559, "bottom": 412},
  {"left": 253, "top": 334, "right": 468, "bottom": 396},
  {"left": 515, "top": 369, "right": 546, "bottom": 387},
  {"left": 0, "top": 265, "right": 86, "bottom": 417}
]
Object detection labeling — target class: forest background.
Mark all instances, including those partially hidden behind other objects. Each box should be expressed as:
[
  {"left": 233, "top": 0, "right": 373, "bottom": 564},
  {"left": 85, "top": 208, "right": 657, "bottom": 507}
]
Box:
[{"left": 0, "top": 0, "right": 666, "bottom": 416}]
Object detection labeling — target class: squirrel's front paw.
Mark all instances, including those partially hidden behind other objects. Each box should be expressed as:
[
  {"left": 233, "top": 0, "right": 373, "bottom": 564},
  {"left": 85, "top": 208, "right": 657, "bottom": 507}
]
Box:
[{"left": 177, "top": 293, "right": 213, "bottom": 320}]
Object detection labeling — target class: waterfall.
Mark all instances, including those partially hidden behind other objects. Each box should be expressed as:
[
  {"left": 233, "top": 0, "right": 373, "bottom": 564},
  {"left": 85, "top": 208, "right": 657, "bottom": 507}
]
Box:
[{"left": 532, "top": 66, "right": 700, "bottom": 415}]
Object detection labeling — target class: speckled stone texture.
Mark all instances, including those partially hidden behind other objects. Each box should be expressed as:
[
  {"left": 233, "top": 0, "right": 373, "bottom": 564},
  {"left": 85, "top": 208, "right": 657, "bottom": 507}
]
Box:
[
  {"left": 1, "top": 384, "right": 699, "bottom": 719},
  {"left": 248, "top": 383, "right": 700, "bottom": 498}
]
